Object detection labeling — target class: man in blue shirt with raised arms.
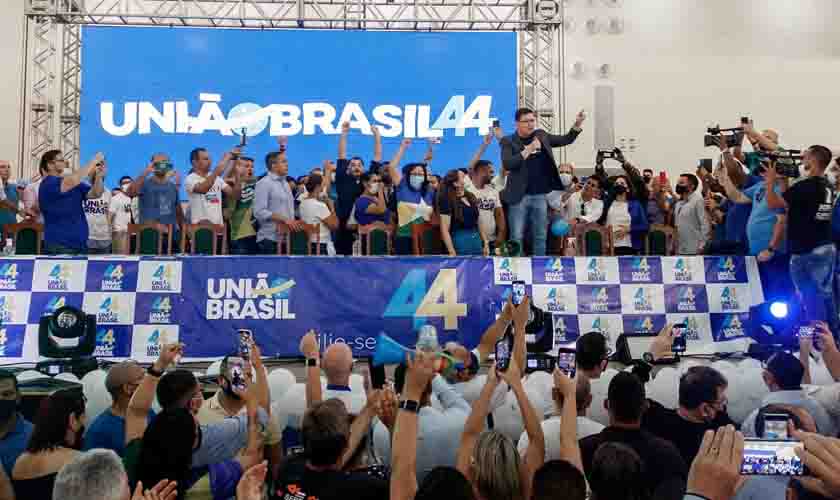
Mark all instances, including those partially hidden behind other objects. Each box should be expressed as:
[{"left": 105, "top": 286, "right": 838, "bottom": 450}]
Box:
[{"left": 38, "top": 149, "right": 105, "bottom": 255}]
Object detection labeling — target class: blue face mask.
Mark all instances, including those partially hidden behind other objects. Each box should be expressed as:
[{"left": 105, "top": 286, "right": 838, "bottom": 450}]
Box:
[{"left": 410, "top": 175, "right": 424, "bottom": 190}]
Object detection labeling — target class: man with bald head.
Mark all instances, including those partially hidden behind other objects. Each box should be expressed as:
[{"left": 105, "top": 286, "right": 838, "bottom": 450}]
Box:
[{"left": 300, "top": 337, "right": 366, "bottom": 414}]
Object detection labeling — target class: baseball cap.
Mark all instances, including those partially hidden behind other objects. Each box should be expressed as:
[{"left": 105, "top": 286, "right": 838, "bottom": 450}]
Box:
[
  {"left": 764, "top": 352, "right": 804, "bottom": 391},
  {"left": 105, "top": 361, "right": 145, "bottom": 393}
]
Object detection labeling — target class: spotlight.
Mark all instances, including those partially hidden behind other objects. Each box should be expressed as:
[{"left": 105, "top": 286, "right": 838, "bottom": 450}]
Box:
[
  {"left": 37, "top": 305, "right": 98, "bottom": 378},
  {"left": 748, "top": 299, "right": 802, "bottom": 348},
  {"left": 769, "top": 301, "right": 789, "bottom": 319}
]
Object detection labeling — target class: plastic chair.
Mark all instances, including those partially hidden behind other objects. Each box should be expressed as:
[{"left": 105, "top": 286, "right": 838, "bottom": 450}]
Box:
[
  {"left": 358, "top": 222, "right": 392, "bottom": 256},
  {"left": 4, "top": 220, "right": 43, "bottom": 255},
  {"left": 574, "top": 223, "right": 614, "bottom": 256},
  {"left": 127, "top": 223, "right": 174, "bottom": 255},
  {"left": 646, "top": 224, "right": 677, "bottom": 256},
  {"left": 182, "top": 223, "right": 227, "bottom": 255},
  {"left": 277, "top": 223, "right": 320, "bottom": 255}
]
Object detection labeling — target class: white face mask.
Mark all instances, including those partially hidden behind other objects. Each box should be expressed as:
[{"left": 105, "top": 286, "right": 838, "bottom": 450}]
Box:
[
  {"left": 331, "top": 173, "right": 337, "bottom": 182},
  {"left": 369, "top": 182, "right": 380, "bottom": 194},
  {"left": 559, "top": 173, "right": 573, "bottom": 186},
  {"left": 827, "top": 170, "right": 838, "bottom": 186},
  {"left": 120, "top": 183, "right": 131, "bottom": 191}
]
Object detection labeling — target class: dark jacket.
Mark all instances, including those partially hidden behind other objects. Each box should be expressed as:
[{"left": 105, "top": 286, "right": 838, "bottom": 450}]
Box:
[
  {"left": 500, "top": 128, "right": 581, "bottom": 205},
  {"left": 594, "top": 160, "right": 651, "bottom": 250}
]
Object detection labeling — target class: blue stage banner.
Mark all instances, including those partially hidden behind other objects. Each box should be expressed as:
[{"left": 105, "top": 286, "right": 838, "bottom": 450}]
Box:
[
  {"left": 79, "top": 27, "right": 517, "bottom": 183},
  {"left": 0, "top": 256, "right": 764, "bottom": 363}
]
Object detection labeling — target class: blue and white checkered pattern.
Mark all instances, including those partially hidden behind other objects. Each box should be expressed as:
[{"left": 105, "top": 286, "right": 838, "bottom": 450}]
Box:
[
  {"left": 0, "top": 255, "right": 763, "bottom": 363},
  {"left": 494, "top": 255, "right": 764, "bottom": 353}
]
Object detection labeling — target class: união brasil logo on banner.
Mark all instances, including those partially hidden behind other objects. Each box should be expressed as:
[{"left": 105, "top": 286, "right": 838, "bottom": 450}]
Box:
[
  {"left": 719, "top": 286, "right": 741, "bottom": 311},
  {"left": 101, "top": 264, "right": 125, "bottom": 291},
  {"left": 48, "top": 264, "right": 72, "bottom": 291},
  {"left": 545, "top": 287, "right": 569, "bottom": 313},
  {"left": 0, "top": 263, "right": 20, "bottom": 290},
  {"left": 0, "top": 296, "right": 14, "bottom": 323},
  {"left": 206, "top": 273, "right": 296, "bottom": 320},
  {"left": 384, "top": 268, "right": 467, "bottom": 330},
  {"left": 150, "top": 296, "right": 173, "bottom": 323},
  {"left": 95, "top": 328, "right": 117, "bottom": 356},
  {"left": 98, "top": 296, "right": 122, "bottom": 323},
  {"left": 542, "top": 258, "right": 575, "bottom": 283},
  {"left": 152, "top": 264, "right": 176, "bottom": 291},
  {"left": 633, "top": 287, "right": 655, "bottom": 312},
  {"left": 673, "top": 257, "right": 694, "bottom": 282},
  {"left": 586, "top": 258, "right": 607, "bottom": 282}
]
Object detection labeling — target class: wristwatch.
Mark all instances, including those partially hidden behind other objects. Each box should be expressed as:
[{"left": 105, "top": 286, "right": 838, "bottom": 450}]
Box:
[
  {"left": 398, "top": 400, "right": 421, "bottom": 413},
  {"left": 147, "top": 365, "right": 164, "bottom": 378},
  {"left": 306, "top": 358, "right": 318, "bottom": 367},
  {"left": 642, "top": 352, "right": 655, "bottom": 364}
]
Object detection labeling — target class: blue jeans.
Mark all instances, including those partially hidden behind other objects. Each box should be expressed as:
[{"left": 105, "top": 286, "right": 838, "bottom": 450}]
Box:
[
  {"left": 45, "top": 242, "right": 86, "bottom": 256},
  {"left": 508, "top": 194, "right": 548, "bottom": 256},
  {"left": 229, "top": 236, "right": 257, "bottom": 255},
  {"left": 790, "top": 244, "right": 838, "bottom": 332}
]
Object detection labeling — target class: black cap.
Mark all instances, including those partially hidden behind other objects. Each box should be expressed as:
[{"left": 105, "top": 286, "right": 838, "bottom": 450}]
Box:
[{"left": 765, "top": 352, "right": 804, "bottom": 391}]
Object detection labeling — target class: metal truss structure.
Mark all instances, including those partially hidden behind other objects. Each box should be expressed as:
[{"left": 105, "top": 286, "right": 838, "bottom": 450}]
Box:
[{"left": 22, "top": 0, "right": 567, "bottom": 176}]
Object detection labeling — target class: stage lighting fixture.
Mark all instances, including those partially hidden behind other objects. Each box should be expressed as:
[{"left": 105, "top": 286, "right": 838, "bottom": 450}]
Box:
[
  {"left": 748, "top": 300, "right": 802, "bottom": 348},
  {"left": 769, "top": 301, "right": 789, "bottom": 319},
  {"left": 37, "top": 305, "right": 98, "bottom": 378}
]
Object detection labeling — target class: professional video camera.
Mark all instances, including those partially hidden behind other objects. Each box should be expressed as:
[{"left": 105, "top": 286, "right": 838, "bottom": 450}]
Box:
[
  {"left": 756, "top": 149, "right": 803, "bottom": 178},
  {"left": 704, "top": 124, "right": 744, "bottom": 149}
]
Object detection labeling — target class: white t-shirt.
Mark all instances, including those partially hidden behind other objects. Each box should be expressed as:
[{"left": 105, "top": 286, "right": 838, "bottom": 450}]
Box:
[
  {"left": 324, "top": 388, "right": 366, "bottom": 415},
  {"left": 606, "top": 200, "right": 632, "bottom": 248},
  {"left": 109, "top": 191, "right": 133, "bottom": 232},
  {"left": 516, "top": 416, "right": 605, "bottom": 461},
  {"left": 467, "top": 183, "right": 501, "bottom": 242},
  {"left": 83, "top": 190, "right": 112, "bottom": 241},
  {"left": 299, "top": 197, "right": 333, "bottom": 243},
  {"left": 185, "top": 173, "right": 227, "bottom": 225}
]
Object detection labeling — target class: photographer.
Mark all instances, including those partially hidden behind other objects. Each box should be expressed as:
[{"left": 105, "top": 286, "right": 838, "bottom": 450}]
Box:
[
  {"left": 500, "top": 108, "right": 585, "bottom": 256},
  {"left": 765, "top": 145, "right": 838, "bottom": 333},
  {"left": 593, "top": 150, "right": 649, "bottom": 256}
]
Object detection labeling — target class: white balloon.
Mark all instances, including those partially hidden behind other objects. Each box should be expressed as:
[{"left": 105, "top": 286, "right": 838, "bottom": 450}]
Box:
[
  {"left": 268, "top": 368, "right": 297, "bottom": 401},
  {"left": 276, "top": 383, "right": 307, "bottom": 430},
  {"left": 81, "top": 369, "right": 111, "bottom": 422},
  {"left": 349, "top": 373, "right": 365, "bottom": 393},
  {"left": 16, "top": 370, "right": 47, "bottom": 383},
  {"left": 206, "top": 360, "right": 223, "bottom": 378},
  {"left": 54, "top": 372, "right": 80, "bottom": 383}
]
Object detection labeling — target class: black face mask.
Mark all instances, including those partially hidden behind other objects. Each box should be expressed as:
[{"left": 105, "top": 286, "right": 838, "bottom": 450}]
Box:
[
  {"left": 643, "top": 174, "right": 652, "bottom": 183},
  {"left": 675, "top": 184, "right": 689, "bottom": 195},
  {"left": 0, "top": 399, "right": 16, "bottom": 420},
  {"left": 614, "top": 184, "right": 627, "bottom": 195}
]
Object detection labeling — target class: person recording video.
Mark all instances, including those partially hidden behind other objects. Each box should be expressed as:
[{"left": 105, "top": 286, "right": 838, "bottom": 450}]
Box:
[{"left": 765, "top": 145, "right": 838, "bottom": 335}]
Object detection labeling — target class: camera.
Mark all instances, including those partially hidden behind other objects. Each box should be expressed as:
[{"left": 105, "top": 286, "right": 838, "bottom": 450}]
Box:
[
  {"left": 704, "top": 125, "right": 744, "bottom": 148},
  {"left": 757, "top": 149, "right": 803, "bottom": 178},
  {"left": 595, "top": 147, "right": 624, "bottom": 166}
]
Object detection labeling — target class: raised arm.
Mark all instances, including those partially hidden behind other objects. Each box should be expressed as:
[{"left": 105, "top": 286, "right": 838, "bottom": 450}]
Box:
[
  {"left": 511, "top": 295, "right": 531, "bottom": 377},
  {"left": 126, "top": 343, "right": 182, "bottom": 444},
  {"left": 743, "top": 120, "right": 778, "bottom": 152},
  {"left": 431, "top": 373, "right": 471, "bottom": 414},
  {"left": 248, "top": 342, "right": 270, "bottom": 413},
  {"left": 338, "top": 121, "right": 350, "bottom": 160},
  {"left": 191, "top": 149, "right": 239, "bottom": 194},
  {"left": 372, "top": 126, "right": 382, "bottom": 163},
  {"left": 763, "top": 167, "right": 788, "bottom": 209},
  {"left": 717, "top": 161, "right": 751, "bottom": 204},
  {"left": 457, "top": 366, "right": 501, "bottom": 478},
  {"left": 467, "top": 134, "right": 493, "bottom": 171},
  {"left": 816, "top": 322, "right": 840, "bottom": 381},
  {"left": 499, "top": 359, "right": 544, "bottom": 500},
  {"left": 127, "top": 162, "right": 156, "bottom": 198},
  {"left": 553, "top": 368, "right": 583, "bottom": 472},
  {"left": 86, "top": 166, "right": 105, "bottom": 199},
  {"left": 299, "top": 330, "right": 322, "bottom": 408},
  {"left": 546, "top": 110, "right": 585, "bottom": 148},
  {"left": 62, "top": 153, "right": 101, "bottom": 193},
  {"left": 391, "top": 353, "right": 436, "bottom": 500},
  {"left": 387, "top": 139, "right": 412, "bottom": 187},
  {"left": 474, "top": 300, "right": 513, "bottom": 363}
]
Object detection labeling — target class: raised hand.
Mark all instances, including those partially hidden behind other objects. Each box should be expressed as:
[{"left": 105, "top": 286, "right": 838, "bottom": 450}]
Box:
[
  {"left": 686, "top": 426, "right": 743, "bottom": 500},
  {"left": 574, "top": 110, "right": 586, "bottom": 128},
  {"left": 236, "top": 461, "right": 268, "bottom": 500},
  {"left": 341, "top": 121, "right": 351, "bottom": 134},
  {"left": 299, "top": 329, "right": 319, "bottom": 358}
]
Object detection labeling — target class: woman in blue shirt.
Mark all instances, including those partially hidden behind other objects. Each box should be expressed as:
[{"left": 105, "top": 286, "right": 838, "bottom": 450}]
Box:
[
  {"left": 437, "top": 170, "right": 488, "bottom": 256},
  {"left": 353, "top": 172, "right": 389, "bottom": 227},
  {"left": 386, "top": 139, "right": 437, "bottom": 255}
]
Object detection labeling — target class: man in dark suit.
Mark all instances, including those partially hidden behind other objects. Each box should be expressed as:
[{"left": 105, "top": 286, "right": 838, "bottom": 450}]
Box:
[{"left": 500, "top": 107, "right": 585, "bottom": 255}]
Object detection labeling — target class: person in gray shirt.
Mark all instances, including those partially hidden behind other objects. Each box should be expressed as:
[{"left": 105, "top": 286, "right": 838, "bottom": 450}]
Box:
[
  {"left": 253, "top": 150, "right": 305, "bottom": 254},
  {"left": 126, "top": 153, "right": 184, "bottom": 253},
  {"left": 674, "top": 173, "right": 709, "bottom": 255}
]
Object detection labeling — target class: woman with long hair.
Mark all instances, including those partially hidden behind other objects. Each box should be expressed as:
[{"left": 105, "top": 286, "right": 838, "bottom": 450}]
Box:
[
  {"left": 437, "top": 170, "right": 489, "bottom": 256},
  {"left": 595, "top": 155, "right": 650, "bottom": 255},
  {"left": 385, "top": 139, "right": 437, "bottom": 255},
  {"left": 11, "top": 388, "right": 86, "bottom": 499}
]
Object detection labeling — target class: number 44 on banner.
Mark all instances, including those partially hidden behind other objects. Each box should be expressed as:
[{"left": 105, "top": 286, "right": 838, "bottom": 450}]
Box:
[{"left": 384, "top": 269, "right": 467, "bottom": 330}]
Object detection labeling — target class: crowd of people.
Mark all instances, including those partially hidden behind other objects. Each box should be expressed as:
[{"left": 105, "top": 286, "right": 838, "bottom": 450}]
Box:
[{"left": 0, "top": 295, "right": 839, "bottom": 500}]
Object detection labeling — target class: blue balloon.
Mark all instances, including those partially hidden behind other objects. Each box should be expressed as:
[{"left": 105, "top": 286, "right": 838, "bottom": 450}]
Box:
[{"left": 551, "top": 219, "right": 571, "bottom": 237}]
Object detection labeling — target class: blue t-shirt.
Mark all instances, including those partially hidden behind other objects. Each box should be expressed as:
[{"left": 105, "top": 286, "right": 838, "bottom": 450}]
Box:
[
  {"left": 0, "top": 413, "right": 33, "bottom": 475},
  {"left": 354, "top": 196, "right": 389, "bottom": 226},
  {"left": 743, "top": 181, "right": 786, "bottom": 256},
  {"left": 139, "top": 178, "right": 180, "bottom": 225},
  {"left": 832, "top": 199, "right": 840, "bottom": 243},
  {"left": 723, "top": 175, "right": 759, "bottom": 245},
  {"left": 38, "top": 176, "right": 91, "bottom": 249},
  {"left": 0, "top": 184, "right": 18, "bottom": 226},
  {"left": 83, "top": 408, "right": 156, "bottom": 456}
]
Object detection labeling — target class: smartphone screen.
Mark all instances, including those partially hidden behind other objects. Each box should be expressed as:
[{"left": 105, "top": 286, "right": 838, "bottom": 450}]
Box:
[
  {"left": 512, "top": 281, "right": 526, "bottom": 306},
  {"left": 237, "top": 329, "right": 253, "bottom": 360},
  {"left": 367, "top": 357, "right": 387, "bottom": 389},
  {"left": 672, "top": 323, "right": 687, "bottom": 353},
  {"left": 495, "top": 336, "right": 512, "bottom": 371},
  {"left": 763, "top": 414, "right": 789, "bottom": 439},
  {"left": 556, "top": 350, "right": 576, "bottom": 377},
  {"left": 492, "top": 118, "right": 500, "bottom": 128},
  {"left": 741, "top": 439, "right": 804, "bottom": 476},
  {"left": 227, "top": 356, "right": 247, "bottom": 391},
  {"left": 659, "top": 171, "right": 667, "bottom": 184}
]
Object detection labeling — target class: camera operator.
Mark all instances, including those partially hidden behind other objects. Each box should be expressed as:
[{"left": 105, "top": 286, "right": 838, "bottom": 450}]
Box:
[
  {"left": 501, "top": 108, "right": 585, "bottom": 256},
  {"left": 765, "top": 145, "right": 838, "bottom": 334}
]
